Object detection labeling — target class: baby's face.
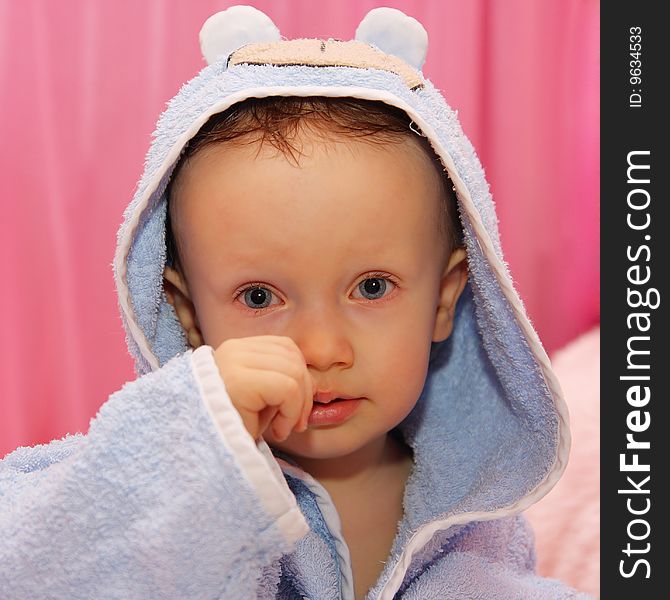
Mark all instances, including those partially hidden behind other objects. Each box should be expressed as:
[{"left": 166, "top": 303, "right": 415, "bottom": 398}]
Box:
[{"left": 168, "top": 129, "right": 466, "bottom": 460}]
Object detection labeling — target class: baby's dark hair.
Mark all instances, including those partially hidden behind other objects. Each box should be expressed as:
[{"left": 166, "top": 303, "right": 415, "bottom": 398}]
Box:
[{"left": 165, "top": 96, "right": 462, "bottom": 274}]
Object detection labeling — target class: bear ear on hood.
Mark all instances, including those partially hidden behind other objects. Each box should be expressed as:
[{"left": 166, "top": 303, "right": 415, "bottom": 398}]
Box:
[
  {"left": 199, "top": 5, "right": 281, "bottom": 66},
  {"left": 355, "top": 7, "right": 428, "bottom": 70}
]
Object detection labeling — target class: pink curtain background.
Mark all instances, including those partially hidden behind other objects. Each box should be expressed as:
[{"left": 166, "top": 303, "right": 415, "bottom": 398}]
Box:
[{"left": 0, "top": 0, "right": 599, "bottom": 457}]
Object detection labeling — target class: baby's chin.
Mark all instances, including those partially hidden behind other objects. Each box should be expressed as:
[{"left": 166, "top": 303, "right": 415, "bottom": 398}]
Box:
[{"left": 264, "top": 426, "right": 383, "bottom": 462}]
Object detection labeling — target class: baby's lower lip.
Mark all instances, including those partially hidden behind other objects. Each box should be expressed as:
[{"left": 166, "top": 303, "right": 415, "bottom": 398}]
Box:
[{"left": 308, "top": 398, "right": 363, "bottom": 427}]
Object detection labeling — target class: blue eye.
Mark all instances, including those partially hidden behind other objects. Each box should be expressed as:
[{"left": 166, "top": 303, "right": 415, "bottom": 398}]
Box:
[
  {"left": 357, "top": 277, "right": 387, "bottom": 300},
  {"left": 243, "top": 287, "right": 273, "bottom": 309}
]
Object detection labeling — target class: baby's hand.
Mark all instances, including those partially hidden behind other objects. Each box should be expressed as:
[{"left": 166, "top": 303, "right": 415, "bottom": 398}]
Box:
[{"left": 213, "top": 336, "right": 314, "bottom": 442}]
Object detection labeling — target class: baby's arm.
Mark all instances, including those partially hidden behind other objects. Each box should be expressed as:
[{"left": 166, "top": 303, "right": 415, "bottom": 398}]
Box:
[{"left": 0, "top": 347, "right": 308, "bottom": 599}]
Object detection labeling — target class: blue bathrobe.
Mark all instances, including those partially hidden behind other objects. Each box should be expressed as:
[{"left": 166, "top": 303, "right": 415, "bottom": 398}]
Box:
[{"left": 0, "top": 7, "right": 592, "bottom": 599}]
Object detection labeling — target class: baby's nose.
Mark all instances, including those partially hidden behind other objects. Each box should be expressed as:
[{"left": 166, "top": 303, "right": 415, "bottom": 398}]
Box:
[{"left": 290, "top": 312, "right": 354, "bottom": 372}]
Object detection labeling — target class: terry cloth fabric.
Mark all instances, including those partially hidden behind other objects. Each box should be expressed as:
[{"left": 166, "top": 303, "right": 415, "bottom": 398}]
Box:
[{"left": 0, "top": 6, "right": 592, "bottom": 599}]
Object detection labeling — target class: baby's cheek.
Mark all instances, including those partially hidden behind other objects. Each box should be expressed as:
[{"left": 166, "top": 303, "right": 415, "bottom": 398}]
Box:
[{"left": 375, "top": 331, "right": 432, "bottom": 410}]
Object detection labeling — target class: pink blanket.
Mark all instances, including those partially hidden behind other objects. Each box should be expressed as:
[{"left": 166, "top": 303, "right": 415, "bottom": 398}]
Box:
[{"left": 525, "top": 327, "right": 600, "bottom": 597}]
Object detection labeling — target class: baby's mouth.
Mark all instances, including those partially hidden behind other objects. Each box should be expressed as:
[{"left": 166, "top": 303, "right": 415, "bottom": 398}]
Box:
[
  {"left": 313, "top": 391, "right": 357, "bottom": 404},
  {"left": 309, "top": 395, "right": 363, "bottom": 426}
]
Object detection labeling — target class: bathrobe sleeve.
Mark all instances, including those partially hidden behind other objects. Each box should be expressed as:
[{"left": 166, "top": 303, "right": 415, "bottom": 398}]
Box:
[
  {"left": 0, "top": 346, "right": 308, "bottom": 600},
  {"left": 399, "top": 516, "right": 594, "bottom": 599}
]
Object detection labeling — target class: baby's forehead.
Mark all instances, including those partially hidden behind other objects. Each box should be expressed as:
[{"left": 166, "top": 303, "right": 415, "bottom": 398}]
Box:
[
  {"left": 167, "top": 118, "right": 454, "bottom": 271},
  {"left": 178, "top": 131, "right": 441, "bottom": 225}
]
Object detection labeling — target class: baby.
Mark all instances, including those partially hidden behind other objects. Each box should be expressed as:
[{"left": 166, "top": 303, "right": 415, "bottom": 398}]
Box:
[
  {"left": 161, "top": 95, "right": 467, "bottom": 597},
  {"left": 0, "top": 6, "right": 592, "bottom": 599}
]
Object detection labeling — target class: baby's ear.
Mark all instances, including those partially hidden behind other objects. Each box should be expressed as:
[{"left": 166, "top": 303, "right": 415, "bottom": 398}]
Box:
[
  {"left": 163, "top": 266, "right": 204, "bottom": 348},
  {"left": 432, "top": 248, "right": 468, "bottom": 343}
]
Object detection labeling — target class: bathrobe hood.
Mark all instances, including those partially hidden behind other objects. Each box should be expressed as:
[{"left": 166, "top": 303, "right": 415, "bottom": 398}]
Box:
[{"left": 113, "top": 4, "right": 570, "bottom": 585}]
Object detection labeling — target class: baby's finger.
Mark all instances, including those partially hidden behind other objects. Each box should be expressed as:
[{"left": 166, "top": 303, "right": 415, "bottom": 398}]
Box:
[
  {"left": 270, "top": 412, "right": 297, "bottom": 441},
  {"left": 234, "top": 351, "right": 305, "bottom": 383},
  {"left": 268, "top": 338, "right": 312, "bottom": 431},
  {"left": 267, "top": 336, "right": 308, "bottom": 365},
  {"left": 299, "top": 371, "right": 315, "bottom": 431},
  {"left": 238, "top": 335, "right": 305, "bottom": 361},
  {"left": 256, "top": 405, "right": 279, "bottom": 439},
  {"left": 257, "top": 371, "right": 304, "bottom": 438}
]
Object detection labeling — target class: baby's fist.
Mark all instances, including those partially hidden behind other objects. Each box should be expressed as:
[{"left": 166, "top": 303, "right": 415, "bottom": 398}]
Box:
[{"left": 213, "top": 336, "right": 314, "bottom": 442}]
